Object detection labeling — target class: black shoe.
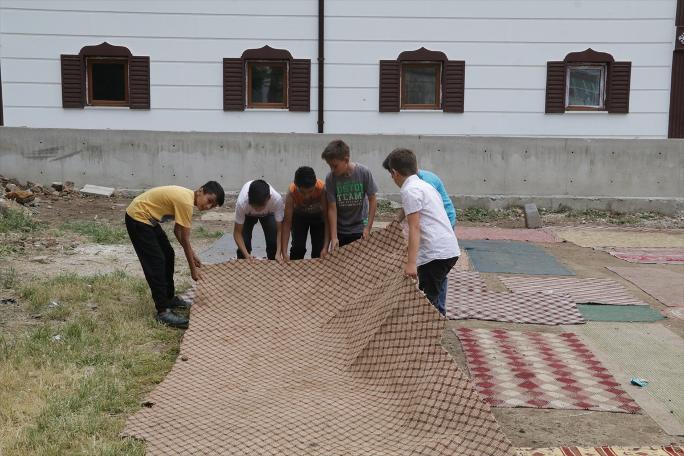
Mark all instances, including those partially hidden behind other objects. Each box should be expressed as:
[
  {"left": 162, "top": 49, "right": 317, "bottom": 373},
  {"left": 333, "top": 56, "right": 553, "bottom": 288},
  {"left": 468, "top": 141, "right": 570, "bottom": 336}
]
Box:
[
  {"left": 155, "top": 309, "right": 189, "bottom": 329},
  {"left": 168, "top": 295, "right": 191, "bottom": 309}
]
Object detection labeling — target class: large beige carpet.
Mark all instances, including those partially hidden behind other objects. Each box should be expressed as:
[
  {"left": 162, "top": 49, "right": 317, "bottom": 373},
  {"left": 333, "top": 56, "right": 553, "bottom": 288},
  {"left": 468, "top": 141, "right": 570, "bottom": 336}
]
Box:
[{"left": 123, "top": 223, "right": 514, "bottom": 455}]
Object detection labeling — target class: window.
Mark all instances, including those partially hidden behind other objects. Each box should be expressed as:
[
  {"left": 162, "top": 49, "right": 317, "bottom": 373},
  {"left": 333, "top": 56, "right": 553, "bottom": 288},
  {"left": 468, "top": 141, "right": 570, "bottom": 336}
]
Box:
[
  {"left": 87, "top": 58, "right": 129, "bottom": 106},
  {"left": 379, "top": 47, "right": 464, "bottom": 113},
  {"left": 60, "top": 42, "right": 150, "bottom": 110},
  {"left": 565, "top": 65, "right": 606, "bottom": 110},
  {"left": 247, "top": 61, "right": 288, "bottom": 108},
  {"left": 545, "top": 48, "right": 631, "bottom": 114},
  {"left": 223, "top": 46, "right": 310, "bottom": 112},
  {"left": 401, "top": 63, "right": 441, "bottom": 109}
]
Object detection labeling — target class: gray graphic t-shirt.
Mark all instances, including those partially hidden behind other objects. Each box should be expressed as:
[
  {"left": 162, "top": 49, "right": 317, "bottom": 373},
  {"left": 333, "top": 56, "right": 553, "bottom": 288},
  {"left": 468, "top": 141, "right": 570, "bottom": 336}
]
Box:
[{"left": 325, "top": 163, "right": 378, "bottom": 235}]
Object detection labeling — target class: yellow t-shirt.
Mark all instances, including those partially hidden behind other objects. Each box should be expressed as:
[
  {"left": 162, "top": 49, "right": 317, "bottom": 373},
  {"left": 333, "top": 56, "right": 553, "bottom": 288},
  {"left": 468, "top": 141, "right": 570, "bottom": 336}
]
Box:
[{"left": 126, "top": 186, "right": 194, "bottom": 227}]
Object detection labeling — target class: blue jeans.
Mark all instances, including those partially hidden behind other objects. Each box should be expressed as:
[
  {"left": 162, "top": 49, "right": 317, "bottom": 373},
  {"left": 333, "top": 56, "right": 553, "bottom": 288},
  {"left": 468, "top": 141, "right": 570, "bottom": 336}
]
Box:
[{"left": 437, "top": 277, "right": 448, "bottom": 315}]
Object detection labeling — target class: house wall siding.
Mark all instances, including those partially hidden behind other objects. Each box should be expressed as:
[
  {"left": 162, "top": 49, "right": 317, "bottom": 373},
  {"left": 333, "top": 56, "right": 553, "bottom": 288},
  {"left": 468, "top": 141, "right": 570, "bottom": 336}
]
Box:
[{"left": 0, "top": 0, "right": 677, "bottom": 137}]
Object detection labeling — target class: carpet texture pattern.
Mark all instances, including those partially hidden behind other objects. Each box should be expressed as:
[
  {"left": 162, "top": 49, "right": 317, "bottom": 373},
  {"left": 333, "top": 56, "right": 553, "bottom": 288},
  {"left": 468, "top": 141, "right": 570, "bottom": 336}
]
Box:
[
  {"left": 123, "top": 223, "right": 514, "bottom": 455},
  {"left": 446, "top": 272, "right": 584, "bottom": 325},
  {"left": 516, "top": 447, "right": 684, "bottom": 456},
  {"left": 499, "top": 276, "right": 646, "bottom": 306},
  {"left": 456, "top": 328, "right": 640, "bottom": 413}
]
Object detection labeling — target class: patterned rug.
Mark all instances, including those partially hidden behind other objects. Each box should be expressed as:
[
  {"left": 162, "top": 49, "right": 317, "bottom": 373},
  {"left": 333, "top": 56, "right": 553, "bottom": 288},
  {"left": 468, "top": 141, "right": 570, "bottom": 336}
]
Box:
[
  {"left": 446, "top": 272, "right": 584, "bottom": 325},
  {"left": 123, "top": 223, "right": 514, "bottom": 455},
  {"left": 456, "top": 226, "right": 560, "bottom": 243},
  {"left": 607, "top": 266, "right": 684, "bottom": 307},
  {"left": 517, "top": 447, "right": 684, "bottom": 456},
  {"left": 553, "top": 227, "right": 684, "bottom": 249},
  {"left": 498, "top": 276, "right": 647, "bottom": 306},
  {"left": 603, "top": 247, "right": 684, "bottom": 265},
  {"left": 456, "top": 327, "right": 640, "bottom": 413}
]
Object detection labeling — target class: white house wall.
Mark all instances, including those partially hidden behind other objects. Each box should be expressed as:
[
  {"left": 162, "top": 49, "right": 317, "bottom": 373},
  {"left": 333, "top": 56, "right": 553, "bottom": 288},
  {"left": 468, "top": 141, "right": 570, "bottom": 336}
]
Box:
[{"left": 0, "top": 0, "right": 677, "bottom": 137}]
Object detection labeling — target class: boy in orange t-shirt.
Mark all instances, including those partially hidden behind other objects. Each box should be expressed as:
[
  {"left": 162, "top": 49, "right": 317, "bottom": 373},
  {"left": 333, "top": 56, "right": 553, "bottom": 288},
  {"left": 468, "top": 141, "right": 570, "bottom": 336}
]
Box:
[{"left": 281, "top": 167, "right": 329, "bottom": 260}]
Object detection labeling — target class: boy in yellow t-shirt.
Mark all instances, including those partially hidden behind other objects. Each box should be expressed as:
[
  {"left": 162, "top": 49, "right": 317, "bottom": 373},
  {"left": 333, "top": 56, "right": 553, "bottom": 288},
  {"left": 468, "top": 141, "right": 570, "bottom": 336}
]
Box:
[{"left": 125, "top": 181, "right": 225, "bottom": 329}]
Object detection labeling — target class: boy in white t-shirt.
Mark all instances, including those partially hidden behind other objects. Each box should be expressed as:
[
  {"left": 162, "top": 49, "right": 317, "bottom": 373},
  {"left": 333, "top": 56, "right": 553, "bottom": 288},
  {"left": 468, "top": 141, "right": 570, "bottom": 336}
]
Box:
[
  {"left": 384, "top": 148, "right": 460, "bottom": 315},
  {"left": 234, "top": 179, "right": 285, "bottom": 261}
]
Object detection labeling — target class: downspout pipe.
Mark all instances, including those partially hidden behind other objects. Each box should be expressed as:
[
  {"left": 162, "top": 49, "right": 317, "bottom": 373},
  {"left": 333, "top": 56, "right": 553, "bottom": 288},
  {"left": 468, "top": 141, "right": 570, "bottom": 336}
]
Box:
[{"left": 317, "top": 0, "right": 324, "bottom": 133}]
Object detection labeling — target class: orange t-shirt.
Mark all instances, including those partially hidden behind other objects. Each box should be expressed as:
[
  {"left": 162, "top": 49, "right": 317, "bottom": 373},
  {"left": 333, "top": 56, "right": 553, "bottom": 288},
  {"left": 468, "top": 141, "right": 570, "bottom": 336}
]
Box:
[{"left": 289, "top": 179, "right": 324, "bottom": 215}]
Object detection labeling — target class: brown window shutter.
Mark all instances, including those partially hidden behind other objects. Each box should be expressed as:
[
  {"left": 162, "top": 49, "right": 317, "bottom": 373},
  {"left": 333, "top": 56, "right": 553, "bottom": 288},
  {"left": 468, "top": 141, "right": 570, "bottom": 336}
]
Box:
[
  {"left": 223, "top": 58, "right": 245, "bottom": 111},
  {"left": 60, "top": 54, "right": 84, "bottom": 109},
  {"left": 129, "top": 56, "right": 151, "bottom": 109},
  {"left": 545, "top": 61, "right": 566, "bottom": 113},
  {"left": 669, "top": 53, "right": 684, "bottom": 138},
  {"left": 606, "top": 61, "right": 631, "bottom": 114},
  {"left": 289, "top": 59, "right": 310, "bottom": 112},
  {"left": 443, "top": 60, "right": 465, "bottom": 113},
  {"left": 379, "top": 60, "right": 400, "bottom": 112}
]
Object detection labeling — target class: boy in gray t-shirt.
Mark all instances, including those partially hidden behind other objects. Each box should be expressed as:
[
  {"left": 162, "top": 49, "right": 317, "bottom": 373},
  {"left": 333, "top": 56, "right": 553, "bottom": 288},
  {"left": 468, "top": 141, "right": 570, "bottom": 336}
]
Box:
[{"left": 321, "top": 139, "right": 378, "bottom": 250}]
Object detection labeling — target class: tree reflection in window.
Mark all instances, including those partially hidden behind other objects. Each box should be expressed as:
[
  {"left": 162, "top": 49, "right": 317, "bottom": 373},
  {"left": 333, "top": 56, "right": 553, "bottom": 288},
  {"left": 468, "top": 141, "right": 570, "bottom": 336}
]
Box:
[
  {"left": 248, "top": 62, "right": 287, "bottom": 108},
  {"left": 401, "top": 63, "right": 441, "bottom": 109},
  {"left": 566, "top": 65, "right": 605, "bottom": 109}
]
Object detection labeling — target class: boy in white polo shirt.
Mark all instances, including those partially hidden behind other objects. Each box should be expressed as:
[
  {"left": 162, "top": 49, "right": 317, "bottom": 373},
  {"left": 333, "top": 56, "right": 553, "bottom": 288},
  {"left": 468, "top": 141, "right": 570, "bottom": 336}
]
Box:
[
  {"left": 384, "top": 148, "right": 460, "bottom": 315},
  {"left": 234, "top": 179, "right": 285, "bottom": 261}
]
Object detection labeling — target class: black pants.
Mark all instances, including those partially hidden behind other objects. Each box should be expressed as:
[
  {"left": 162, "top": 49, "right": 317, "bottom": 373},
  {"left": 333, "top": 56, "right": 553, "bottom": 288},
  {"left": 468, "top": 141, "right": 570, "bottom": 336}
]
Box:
[
  {"left": 237, "top": 214, "right": 278, "bottom": 260},
  {"left": 125, "top": 214, "right": 175, "bottom": 313},
  {"left": 338, "top": 232, "right": 362, "bottom": 247},
  {"left": 290, "top": 213, "right": 325, "bottom": 260},
  {"left": 417, "top": 256, "right": 459, "bottom": 315}
]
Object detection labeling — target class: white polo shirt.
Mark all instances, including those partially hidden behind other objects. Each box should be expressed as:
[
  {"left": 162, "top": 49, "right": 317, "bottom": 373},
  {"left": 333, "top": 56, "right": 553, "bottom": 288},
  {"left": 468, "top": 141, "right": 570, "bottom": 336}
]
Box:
[
  {"left": 235, "top": 180, "right": 285, "bottom": 224},
  {"left": 400, "top": 174, "right": 460, "bottom": 266}
]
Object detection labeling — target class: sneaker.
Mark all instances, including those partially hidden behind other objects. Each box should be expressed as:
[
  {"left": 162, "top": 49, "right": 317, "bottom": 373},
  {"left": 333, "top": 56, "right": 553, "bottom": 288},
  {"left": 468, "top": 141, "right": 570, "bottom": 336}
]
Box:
[
  {"left": 168, "top": 295, "right": 191, "bottom": 309},
  {"left": 155, "top": 309, "right": 189, "bottom": 329}
]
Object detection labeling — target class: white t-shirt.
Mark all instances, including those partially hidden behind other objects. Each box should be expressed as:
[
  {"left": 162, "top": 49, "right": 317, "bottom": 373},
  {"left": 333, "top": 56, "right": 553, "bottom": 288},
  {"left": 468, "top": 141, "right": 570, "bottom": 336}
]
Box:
[
  {"left": 235, "top": 180, "right": 285, "bottom": 224},
  {"left": 400, "top": 174, "right": 460, "bottom": 266}
]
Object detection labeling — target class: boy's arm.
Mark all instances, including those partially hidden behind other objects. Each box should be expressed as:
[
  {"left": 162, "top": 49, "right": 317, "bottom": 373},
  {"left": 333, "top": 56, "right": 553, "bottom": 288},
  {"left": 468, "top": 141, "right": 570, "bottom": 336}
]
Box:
[
  {"left": 405, "top": 212, "right": 420, "bottom": 279},
  {"left": 174, "top": 223, "right": 202, "bottom": 281},
  {"left": 327, "top": 201, "right": 339, "bottom": 251},
  {"left": 276, "top": 221, "right": 283, "bottom": 261},
  {"left": 320, "top": 193, "right": 330, "bottom": 257},
  {"left": 281, "top": 194, "right": 294, "bottom": 261},
  {"left": 363, "top": 194, "right": 377, "bottom": 239},
  {"left": 233, "top": 223, "right": 252, "bottom": 260}
]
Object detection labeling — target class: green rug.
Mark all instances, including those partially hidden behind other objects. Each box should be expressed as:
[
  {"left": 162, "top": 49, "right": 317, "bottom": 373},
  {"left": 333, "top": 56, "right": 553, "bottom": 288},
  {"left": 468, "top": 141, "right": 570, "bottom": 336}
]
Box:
[{"left": 577, "top": 304, "right": 665, "bottom": 322}]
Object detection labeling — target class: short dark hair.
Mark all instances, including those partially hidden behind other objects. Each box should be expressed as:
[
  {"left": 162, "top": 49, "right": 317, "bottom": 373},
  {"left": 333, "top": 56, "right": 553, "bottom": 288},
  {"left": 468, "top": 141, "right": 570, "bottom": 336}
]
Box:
[
  {"left": 381, "top": 155, "right": 391, "bottom": 171},
  {"left": 248, "top": 179, "right": 271, "bottom": 207},
  {"left": 294, "top": 166, "right": 317, "bottom": 188},
  {"left": 385, "top": 148, "right": 418, "bottom": 176},
  {"left": 201, "top": 181, "right": 225, "bottom": 206},
  {"left": 321, "top": 139, "right": 350, "bottom": 161}
]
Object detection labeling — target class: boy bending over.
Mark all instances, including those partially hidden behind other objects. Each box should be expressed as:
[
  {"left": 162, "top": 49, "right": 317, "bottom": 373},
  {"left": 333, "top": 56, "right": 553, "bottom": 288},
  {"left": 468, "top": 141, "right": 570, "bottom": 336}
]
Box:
[{"left": 126, "top": 182, "right": 225, "bottom": 329}]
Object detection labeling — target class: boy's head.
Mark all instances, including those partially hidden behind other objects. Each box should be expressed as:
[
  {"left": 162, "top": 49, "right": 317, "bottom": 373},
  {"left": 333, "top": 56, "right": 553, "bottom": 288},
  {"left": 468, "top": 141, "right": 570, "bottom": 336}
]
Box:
[
  {"left": 384, "top": 148, "right": 418, "bottom": 186},
  {"left": 248, "top": 179, "right": 271, "bottom": 210},
  {"left": 321, "top": 139, "right": 351, "bottom": 177},
  {"left": 195, "top": 181, "right": 225, "bottom": 211},
  {"left": 294, "top": 166, "right": 318, "bottom": 198}
]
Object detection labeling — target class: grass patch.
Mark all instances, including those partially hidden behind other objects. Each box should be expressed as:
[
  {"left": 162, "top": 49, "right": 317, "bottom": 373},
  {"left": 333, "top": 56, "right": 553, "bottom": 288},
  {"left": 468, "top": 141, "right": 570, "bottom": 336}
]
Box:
[
  {"left": 0, "top": 208, "right": 42, "bottom": 233},
  {"left": 0, "top": 267, "right": 18, "bottom": 289},
  {"left": 542, "top": 208, "right": 665, "bottom": 226},
  {"left": 0, "top": 271, "right": 182, "bottom": 455},
  {"left": 60, "top": 220, "right": 127, "bottom": 244},
  {"left": 193, "top": 226, "right": 223, "bottom": 239},
  {"left": 457, "top": 207, "right": 521, "bottom": 223}
]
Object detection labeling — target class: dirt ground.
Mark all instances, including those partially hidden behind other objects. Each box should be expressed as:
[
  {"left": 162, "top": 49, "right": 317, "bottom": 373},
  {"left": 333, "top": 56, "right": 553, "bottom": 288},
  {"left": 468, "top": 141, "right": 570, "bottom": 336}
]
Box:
[{"left": 2, "top": 193, "right": 683, "bottom": 448}]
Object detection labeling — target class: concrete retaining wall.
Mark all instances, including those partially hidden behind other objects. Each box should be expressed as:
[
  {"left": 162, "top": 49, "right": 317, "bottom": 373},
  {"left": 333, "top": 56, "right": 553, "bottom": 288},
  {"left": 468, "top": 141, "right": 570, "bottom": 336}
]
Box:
[{"left": 1, "top": 127, "right": 682, "bottom": 213}]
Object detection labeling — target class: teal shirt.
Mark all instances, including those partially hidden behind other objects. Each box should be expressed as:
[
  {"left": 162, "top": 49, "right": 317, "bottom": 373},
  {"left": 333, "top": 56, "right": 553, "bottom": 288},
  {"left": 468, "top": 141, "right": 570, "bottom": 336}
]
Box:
[{"left": 417, "top": 170, "right": 456, "bottom": 226}]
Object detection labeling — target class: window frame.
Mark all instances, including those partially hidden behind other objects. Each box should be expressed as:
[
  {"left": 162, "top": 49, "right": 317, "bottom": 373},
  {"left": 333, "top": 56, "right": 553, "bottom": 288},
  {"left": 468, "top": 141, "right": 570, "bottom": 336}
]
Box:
[
  {"left": 400, "top": 61, "right": 442, "bottom": 110},
  {"left": 86, "top": 57, "right": 130, "bottom": 107},
  {"left": 246, "top": 60, "right": 289, "bottom": 109},
  {"left": 565, "top": 63, "right": 607, "bottom": 111}
]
